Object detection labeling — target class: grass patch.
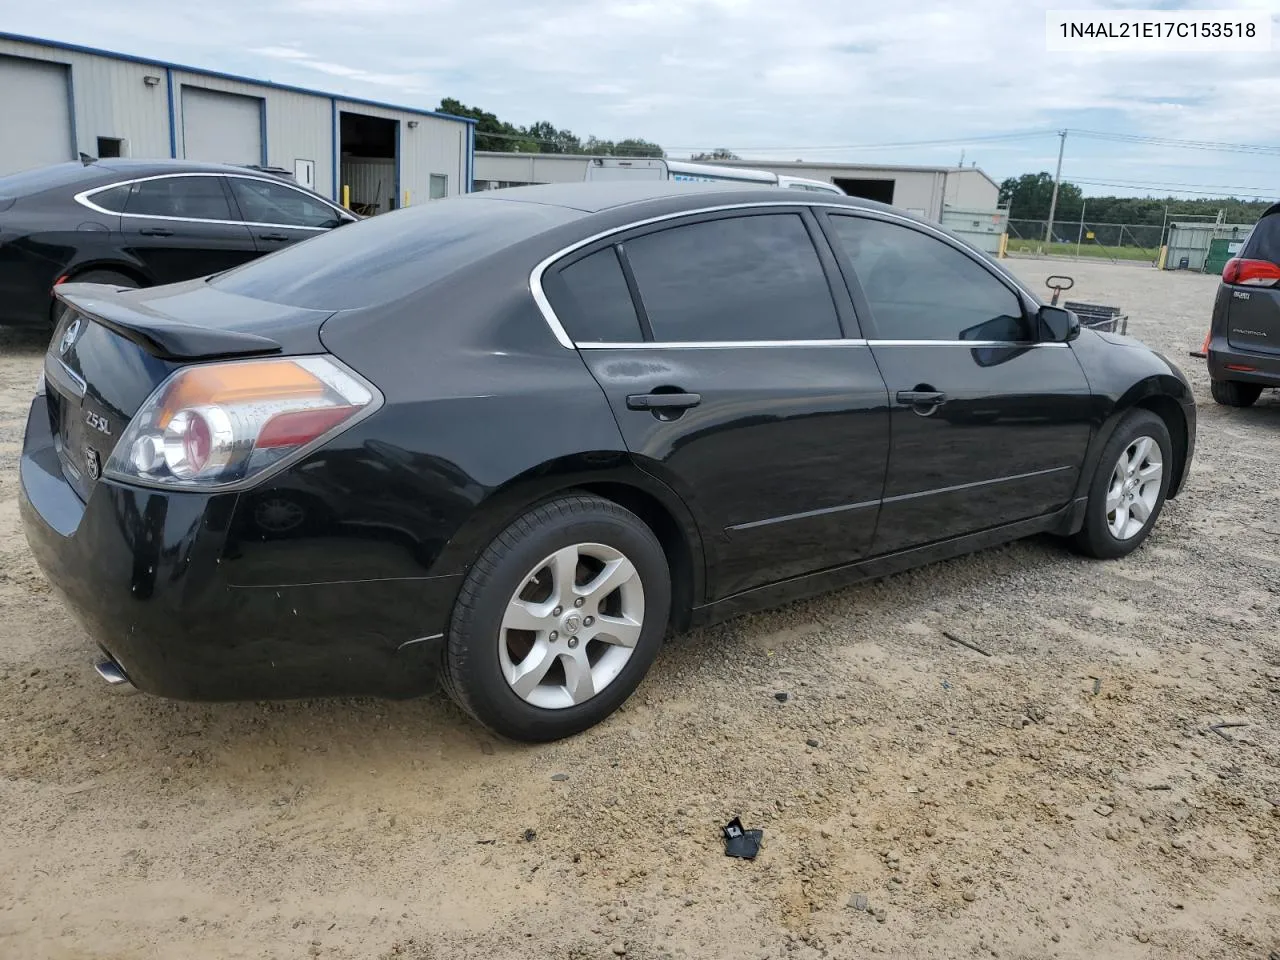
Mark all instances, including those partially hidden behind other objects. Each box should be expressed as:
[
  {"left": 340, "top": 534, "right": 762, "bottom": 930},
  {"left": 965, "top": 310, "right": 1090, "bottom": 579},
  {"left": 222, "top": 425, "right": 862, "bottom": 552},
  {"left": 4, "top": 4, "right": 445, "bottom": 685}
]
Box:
[{"left": 1005, "top": 238, "right": 1157, "bottom": 262}]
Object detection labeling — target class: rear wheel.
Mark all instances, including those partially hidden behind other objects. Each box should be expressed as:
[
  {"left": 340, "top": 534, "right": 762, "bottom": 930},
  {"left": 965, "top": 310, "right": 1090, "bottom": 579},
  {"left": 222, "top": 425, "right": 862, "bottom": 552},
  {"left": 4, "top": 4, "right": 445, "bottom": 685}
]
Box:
[
  {"left": 49, "top": 270, "right": 141, "bottom": 326},
  {"left": 1072, "top": 409, "right": 1172, "bottom": 560},
  {"left": 441, "top": 494, "right": 671, "bottom": 742},
  {"left": 1210, "top": 379, "right": 1263, "bottom": 408}
]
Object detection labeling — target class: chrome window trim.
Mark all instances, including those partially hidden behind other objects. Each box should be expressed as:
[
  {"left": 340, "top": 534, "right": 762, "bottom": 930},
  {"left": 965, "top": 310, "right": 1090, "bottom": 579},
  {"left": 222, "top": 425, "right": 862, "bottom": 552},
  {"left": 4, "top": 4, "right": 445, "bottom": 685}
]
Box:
[
  {"left": 529, "top": 200, "right": 1040, "bottom": 350},
  {"left": 73, "top": 171, "right": 352, "bottom": 231},
  {"left": 576, "top": 339, "right": 1066, "bottom": 350}
]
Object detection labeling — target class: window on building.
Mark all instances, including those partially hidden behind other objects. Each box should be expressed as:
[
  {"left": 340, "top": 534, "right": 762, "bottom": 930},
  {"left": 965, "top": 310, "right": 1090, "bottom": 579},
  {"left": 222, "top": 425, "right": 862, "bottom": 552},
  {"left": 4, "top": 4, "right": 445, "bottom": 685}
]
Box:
[
  {"left": 96, "top": 137, "right": 125, "bottom": 158},
  {"left": 622, "top": 213, "right": 842, "bottom": 343},
  {"left": 429, "top": 174, "right": 449, "bottom": 200}
]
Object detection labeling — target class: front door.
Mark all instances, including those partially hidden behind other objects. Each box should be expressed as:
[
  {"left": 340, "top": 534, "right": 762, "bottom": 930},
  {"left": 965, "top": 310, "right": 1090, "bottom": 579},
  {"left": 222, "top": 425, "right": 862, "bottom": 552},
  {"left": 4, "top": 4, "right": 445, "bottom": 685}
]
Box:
[
  {"left": 225, "top": 175, "right": 347, "bottom": 254},
  {"left": 823, "top": 212, "right": 1094, "bottom": 554},
  {"left": 543, "top": 209, "right": 891, "bottom": 599},
  {"left": 118, "top": 174, "right": 257, "bottom": 283}
]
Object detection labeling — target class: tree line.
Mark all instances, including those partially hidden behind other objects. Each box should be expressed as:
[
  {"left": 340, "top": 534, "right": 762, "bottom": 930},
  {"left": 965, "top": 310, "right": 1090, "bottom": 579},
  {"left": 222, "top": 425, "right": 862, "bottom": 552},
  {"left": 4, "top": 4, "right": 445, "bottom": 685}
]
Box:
[
  {"left": 439, "top": 98, "right": 665, "bottom": 157},
  {"left": 1000, "top": 172, "right": 1274, "bottom": 226}
]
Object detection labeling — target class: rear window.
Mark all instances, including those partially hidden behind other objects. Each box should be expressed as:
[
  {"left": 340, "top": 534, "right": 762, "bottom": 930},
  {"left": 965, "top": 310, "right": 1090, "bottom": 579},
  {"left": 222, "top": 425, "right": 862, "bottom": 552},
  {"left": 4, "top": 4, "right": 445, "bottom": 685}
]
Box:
[
  {"left": 1242, "top": 211, "right": 1280, "bottom": 266},
  {"left": 210, "top": 198, "right": 581, "bottom": 310},
  {"left": 0, "top": 162, "right": 102, "bottom": 198}
]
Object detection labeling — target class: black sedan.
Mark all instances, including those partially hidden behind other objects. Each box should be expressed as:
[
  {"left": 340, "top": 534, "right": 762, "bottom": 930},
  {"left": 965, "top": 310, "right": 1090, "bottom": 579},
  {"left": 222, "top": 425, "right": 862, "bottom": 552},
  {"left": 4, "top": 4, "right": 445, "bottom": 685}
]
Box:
[
  {"left": 20, "top": 182, "right": 1196, "bottom": 742},
  {"left": 0, "top": 158, "right": 356, "bottom": 327}
]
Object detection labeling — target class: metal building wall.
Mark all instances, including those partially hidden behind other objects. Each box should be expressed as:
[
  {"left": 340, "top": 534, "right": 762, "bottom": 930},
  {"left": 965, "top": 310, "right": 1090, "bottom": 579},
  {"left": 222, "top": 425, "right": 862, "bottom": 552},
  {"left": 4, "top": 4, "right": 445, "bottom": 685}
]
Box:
[
  {"left": 0, "top": 36, "right": 170, "bottom": 162},
  {"left": 170, "top": 70, "right": 333, "bottom": 192},
  {"left": 335, "top": 99, "right": 466, "bottom": 205},
  {"left": 473, "top": 153, "right": 593, "bottom": 187}
]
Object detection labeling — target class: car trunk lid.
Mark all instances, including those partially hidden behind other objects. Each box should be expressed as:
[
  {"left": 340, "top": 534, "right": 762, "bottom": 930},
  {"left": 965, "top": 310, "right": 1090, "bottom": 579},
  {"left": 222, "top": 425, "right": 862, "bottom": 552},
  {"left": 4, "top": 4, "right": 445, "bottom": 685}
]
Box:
[
  {"left": 1225, "top": 207, "right": 1280, "bottom": 356},
  {"left": 45, "top": 280, "right": 333, "bottom": 501}
]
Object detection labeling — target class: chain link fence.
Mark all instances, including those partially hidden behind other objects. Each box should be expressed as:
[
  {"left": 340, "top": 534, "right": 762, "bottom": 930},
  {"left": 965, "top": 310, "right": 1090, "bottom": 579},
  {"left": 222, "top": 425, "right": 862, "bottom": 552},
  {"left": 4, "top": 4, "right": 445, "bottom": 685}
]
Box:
[{"left": 1005, "top": 219, "right": 1165, "bottom": 264}]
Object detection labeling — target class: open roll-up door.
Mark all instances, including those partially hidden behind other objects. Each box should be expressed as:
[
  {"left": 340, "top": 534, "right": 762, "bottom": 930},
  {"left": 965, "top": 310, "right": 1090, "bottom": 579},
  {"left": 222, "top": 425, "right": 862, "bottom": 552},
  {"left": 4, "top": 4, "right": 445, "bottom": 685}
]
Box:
[
  {"left": 181, "top": 87, "right": 263, "bottom": 165},
  {"left": 0, "top": 55, "right": 73, "bottom": 176}
]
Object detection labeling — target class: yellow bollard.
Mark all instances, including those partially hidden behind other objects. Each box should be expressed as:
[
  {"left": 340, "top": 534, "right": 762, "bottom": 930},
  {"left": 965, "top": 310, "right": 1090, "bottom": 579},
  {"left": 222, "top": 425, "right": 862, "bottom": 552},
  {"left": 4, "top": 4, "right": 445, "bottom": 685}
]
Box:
[
  {"left": 998, "top": 233, "right": 1008, "bottom": 259},
  {"left": 342, "top": 185, "right": 350, "bottom": 210},
  {"left": 404, "top": 190, "right": 410, "bottom": 208}
]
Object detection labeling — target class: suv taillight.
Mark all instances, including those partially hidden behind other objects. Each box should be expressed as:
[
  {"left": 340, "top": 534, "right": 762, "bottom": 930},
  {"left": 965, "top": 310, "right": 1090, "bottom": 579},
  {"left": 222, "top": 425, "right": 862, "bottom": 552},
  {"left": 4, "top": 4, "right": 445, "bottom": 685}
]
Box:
[{"left": 1222, "top": 258, "right": 1280, "bottom": 287}]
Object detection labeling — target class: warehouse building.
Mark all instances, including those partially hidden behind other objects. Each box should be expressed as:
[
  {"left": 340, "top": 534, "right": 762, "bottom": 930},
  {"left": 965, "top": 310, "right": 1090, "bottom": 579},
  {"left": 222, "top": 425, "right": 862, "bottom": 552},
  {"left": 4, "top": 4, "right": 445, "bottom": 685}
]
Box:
[
  {"left": 474, "top": 153, "right": 999, "bottom": 223},
  {"left": 0, "top": 33, "right": 475, "bottom": 212},
  {"left": 701, "top": 160, "right": 1001, "bottom": 221}
]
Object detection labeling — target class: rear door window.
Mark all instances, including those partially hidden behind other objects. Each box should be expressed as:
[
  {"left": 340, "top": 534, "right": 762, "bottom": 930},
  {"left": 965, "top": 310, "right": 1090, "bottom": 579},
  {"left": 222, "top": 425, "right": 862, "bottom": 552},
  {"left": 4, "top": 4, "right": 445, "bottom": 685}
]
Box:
[
  {"left": 90, "top": 184, "right": 131, "bottom": 213},
  {"left": 125, "top": 176, "right": 236, "bottom": 221},
  {"left": 1242, "top": 212, "right": 1280, "bottom": 265},
  {"left": 622, "top": 213, "right": 842, "bottom": 342},
  {"left": 547, "top": 247, "right": 643, "bottom": 343}
]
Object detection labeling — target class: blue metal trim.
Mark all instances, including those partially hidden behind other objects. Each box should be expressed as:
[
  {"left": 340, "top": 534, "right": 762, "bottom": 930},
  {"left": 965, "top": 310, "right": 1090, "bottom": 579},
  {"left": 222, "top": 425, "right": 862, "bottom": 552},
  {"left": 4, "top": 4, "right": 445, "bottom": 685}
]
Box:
[
  {"left": 465, "top": 123, "right": 474, "bottom": 193},
  {"left": 259, "top": 97, "right": 268, "bottom": 166},
  {"left": 65, "top": 61, "right": 78, "bottom": 157},
  {"left": 166, "top": 67, "right": 177, "bottom": 158},
  {"left": 0, "top": 32, "right": 478, "bottom": 126},
  {"left": 330, "top": 97, "right": 338, "bottom": 200},
  {"left": 394, "top": 118, "right": 402, "bottom": 209}
]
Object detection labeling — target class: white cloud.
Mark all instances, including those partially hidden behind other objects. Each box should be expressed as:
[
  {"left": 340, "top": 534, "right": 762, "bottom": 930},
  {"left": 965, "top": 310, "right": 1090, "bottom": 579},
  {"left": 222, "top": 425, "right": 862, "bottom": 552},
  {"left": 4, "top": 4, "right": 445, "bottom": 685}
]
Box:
[{"left": 4, "top": 0, "right": 1279, "bottom": 196}]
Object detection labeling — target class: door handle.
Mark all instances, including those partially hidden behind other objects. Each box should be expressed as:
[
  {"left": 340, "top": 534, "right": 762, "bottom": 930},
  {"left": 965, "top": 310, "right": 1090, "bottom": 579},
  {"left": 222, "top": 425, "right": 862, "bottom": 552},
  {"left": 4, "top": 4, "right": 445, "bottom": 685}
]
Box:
[
  {"left": 137, "top": 227, "right": 173, "bottom": 237},
  {"left": 896, "top": 390, "right": 946, "bottom": 405},
  {"left": 258, "top": 233, "right": 290, "bottom": 242},
  {"left": 626, "top": 392, "right": 702, "bottom": 411}
]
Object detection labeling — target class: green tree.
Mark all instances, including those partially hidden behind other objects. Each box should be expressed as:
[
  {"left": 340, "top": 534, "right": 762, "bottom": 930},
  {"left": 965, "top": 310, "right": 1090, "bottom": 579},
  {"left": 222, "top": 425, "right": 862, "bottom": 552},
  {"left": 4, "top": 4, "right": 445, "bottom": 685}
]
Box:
[
  {"left": 999, "top": 171, "right": 1083, "bottom": 220},
  {"left": 522, "top": 121, "right": 582, "bottom": 155},
  {"left": 692, "top": 148, "right": 740, "bottom": 161},
  {"left": 437, "top": 98, "right": 536, "bottom": 152}
]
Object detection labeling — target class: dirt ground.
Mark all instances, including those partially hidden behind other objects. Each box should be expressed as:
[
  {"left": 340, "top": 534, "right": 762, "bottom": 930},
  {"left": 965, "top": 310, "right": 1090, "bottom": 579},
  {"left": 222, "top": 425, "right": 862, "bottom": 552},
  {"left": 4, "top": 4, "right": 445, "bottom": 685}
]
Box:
[{"left": 1, "top": 259, "right": 1277, "bottom": 960}]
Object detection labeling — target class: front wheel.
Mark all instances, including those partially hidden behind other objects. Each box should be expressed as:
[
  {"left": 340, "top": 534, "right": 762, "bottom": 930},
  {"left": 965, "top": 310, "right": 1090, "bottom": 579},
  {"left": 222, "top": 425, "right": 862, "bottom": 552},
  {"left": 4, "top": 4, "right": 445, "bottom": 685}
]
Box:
[
  {"left": 441, "top": 494, "right": 671, "bottom": 742},
  {"left": 1071, "top": 409, "right": 1172, "bottom": 559}
]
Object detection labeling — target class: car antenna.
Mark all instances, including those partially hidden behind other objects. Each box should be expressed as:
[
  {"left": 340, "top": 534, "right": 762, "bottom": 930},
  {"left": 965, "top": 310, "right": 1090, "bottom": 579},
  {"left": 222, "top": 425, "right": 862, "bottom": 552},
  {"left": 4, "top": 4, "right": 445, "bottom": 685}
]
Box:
[{"left": 79, "top": 152, "right": 96, "bottom": 165}]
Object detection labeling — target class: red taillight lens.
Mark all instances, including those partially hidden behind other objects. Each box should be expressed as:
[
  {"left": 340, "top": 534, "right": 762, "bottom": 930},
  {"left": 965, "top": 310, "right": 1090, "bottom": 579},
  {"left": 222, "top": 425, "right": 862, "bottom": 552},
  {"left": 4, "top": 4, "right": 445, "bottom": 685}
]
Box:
[
  {"left": 1223, "top": 258, "right": 1280, "bottom": 287},
  {"left": 104, "top": 356, "right": 380, "bottom": 489}
]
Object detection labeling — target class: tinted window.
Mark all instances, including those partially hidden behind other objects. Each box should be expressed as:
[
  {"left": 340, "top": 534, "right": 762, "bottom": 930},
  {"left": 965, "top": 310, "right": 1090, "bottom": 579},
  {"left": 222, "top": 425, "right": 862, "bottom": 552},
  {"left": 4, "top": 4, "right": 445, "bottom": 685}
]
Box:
[
  {"left": 211, "top": 196, "right": 581, "bottom": 310},
  {"left": 551, "top": 247, "right": 642, "bottom": 343},
  {"left": 229, "top": 177, "right": 341, "bottom": 228},
  {"left": 623, "top": 214, "right": 841, "bottom": 342},
  {"left": 126, "top": 176, "right": 235, "bottom": 221},
  {"left": 829, "top": 216, "right": 1027, "bottom": 341},
  {"left": 91, "top": 184, "right": 131, "bottom": 213},
  {"left": 1242, "top": 212, "right": 1280, "bottom": 266}
]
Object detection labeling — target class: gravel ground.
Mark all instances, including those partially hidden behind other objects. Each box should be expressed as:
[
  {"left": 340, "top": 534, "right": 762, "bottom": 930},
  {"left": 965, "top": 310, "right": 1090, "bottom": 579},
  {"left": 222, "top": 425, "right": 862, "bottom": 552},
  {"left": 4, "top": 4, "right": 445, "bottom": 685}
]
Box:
[{"left": 1, "top": 259, "right": 1278, "bottom": 960}]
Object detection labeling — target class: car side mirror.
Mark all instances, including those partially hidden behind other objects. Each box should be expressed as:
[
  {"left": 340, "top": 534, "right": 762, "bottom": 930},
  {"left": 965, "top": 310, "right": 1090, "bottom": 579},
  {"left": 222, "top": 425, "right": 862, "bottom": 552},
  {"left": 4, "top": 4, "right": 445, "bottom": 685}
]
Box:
[{"left": 1038, "top": 304, "right": 1080, "bottom": 342}]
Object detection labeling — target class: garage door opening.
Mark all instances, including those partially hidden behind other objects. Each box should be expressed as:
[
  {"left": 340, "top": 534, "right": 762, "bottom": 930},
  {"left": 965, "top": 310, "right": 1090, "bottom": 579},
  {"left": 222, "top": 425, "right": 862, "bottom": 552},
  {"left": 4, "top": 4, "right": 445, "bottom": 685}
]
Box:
[
  {"left": 834, "top": 178, "right": 895, "bottom": 205},
  {"left": 340, "top": 112, "right": 398, "bottom": 216}
]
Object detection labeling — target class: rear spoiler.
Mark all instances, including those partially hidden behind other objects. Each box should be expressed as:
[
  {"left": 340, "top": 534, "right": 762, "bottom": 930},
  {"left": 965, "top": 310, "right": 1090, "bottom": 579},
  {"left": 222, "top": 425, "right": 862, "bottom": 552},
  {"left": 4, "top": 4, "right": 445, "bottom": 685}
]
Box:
[{"left": 54, "top": 282, "right": 282, "bottom": 361}]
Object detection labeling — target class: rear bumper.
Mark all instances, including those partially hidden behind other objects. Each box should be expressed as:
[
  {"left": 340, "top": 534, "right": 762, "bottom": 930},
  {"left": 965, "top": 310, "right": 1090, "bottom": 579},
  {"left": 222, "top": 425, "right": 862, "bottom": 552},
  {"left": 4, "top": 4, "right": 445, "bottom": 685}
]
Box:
[
  {"left": 19, "top": 395, "right": 459, "bottom": 701},
  {"left": 1207, "top": 339, "right": 1280, "bottom": 386}
]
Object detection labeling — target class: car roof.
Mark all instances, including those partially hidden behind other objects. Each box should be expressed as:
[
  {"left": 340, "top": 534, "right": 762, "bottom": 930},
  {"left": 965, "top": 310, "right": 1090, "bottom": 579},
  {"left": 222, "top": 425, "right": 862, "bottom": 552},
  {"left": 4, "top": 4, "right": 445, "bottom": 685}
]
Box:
[
  {"left": 474, "top": 180, "right": 899, "bottom": 216},
  {"left": 0, "top": 158, "right": 300, "bottom": 198}
]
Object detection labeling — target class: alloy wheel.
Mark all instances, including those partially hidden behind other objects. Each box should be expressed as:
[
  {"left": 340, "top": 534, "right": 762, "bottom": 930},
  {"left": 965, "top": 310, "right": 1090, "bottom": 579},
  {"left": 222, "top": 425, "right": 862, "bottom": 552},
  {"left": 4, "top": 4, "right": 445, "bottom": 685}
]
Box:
[
  {"left": 1105, "top": 435, "right": 1163, "bottom": 540},
  {"left": 498, "top": 542, "right": 645, "bottom": 709}
]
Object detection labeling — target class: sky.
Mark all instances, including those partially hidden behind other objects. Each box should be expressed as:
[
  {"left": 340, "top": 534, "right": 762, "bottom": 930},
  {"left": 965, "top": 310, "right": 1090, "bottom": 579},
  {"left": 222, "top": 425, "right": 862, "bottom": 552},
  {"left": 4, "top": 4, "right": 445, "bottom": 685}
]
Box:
[{"left": 2, "top": 0, "right": 1279, "bottom": 201}]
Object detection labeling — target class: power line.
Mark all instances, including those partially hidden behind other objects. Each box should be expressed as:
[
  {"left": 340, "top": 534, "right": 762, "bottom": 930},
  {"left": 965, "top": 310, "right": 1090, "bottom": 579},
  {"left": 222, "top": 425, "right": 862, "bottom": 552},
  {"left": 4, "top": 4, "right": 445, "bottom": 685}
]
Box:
[
  {"left": 1072, "top": 174, "right": 1280, "bottom": 193},
  {"left": 667, "top": 130, "right": 1056, "bottom": 154},
  {"left": 1071, "top": 177, "right": 1278, "bottom": 200},
  {"left": 1069, "top": 129, "right": 1280, "bottom": 156}
]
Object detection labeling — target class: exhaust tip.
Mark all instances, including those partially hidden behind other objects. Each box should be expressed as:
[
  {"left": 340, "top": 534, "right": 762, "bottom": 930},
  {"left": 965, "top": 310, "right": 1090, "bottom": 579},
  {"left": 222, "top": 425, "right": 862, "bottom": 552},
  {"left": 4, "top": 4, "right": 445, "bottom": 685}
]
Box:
[{"left": 93, "top": 657, "right": 133, "bottom": 688}]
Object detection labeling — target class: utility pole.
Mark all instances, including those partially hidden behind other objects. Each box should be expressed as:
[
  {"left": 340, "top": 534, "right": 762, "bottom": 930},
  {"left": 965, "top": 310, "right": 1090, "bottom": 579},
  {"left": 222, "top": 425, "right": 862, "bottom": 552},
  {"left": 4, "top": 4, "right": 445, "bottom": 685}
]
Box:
[
  {"left": 958, "top": 148, "right": 965, "bottom": 167},
  {"left": 1076, "top": 200, "right": 1087, "bottom": 259},
  {"left": 1044, "top": 129, "right": 1067, "bottom": 247}
]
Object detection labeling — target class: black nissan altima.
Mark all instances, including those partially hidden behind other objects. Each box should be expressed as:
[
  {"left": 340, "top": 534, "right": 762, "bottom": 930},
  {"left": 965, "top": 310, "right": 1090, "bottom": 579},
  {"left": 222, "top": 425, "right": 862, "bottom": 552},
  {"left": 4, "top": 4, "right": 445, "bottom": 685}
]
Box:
[{"left": 20, "top": 182, "right": 1196, "bottom": 742}]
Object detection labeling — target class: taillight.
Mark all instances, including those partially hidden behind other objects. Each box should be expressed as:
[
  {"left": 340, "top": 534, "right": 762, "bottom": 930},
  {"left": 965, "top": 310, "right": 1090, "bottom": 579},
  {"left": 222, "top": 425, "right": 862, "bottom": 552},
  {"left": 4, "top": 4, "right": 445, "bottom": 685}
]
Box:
[
  {"left": 104, "top": 355, "right": 379, "bottom": 489},
  {"left": 1222, "top": 258, "right": 1280, "bottom": 287}
]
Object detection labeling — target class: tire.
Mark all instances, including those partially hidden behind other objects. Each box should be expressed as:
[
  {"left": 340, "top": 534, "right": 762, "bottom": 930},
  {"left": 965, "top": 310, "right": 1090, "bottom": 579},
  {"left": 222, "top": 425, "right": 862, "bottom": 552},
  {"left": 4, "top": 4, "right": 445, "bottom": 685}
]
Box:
[
  {"left": 441, "top": 494, "right": 671, "bottom": 742},
  {"left": 1210, "top": 379, "right": 1262, "bottom": 408},
  {"left": 1071, "top": 409, "right": 1173, "bottom": 560}
]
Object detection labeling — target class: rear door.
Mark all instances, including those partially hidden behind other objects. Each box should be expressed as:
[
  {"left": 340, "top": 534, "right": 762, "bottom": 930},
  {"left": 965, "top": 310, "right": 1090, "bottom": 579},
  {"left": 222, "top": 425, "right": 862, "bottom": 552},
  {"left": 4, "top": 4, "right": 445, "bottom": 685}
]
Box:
[
  {"left": 1224, "top": 208, "right": 1280, "bottom": 354},
  {"left": 117, "top": 175, "right": 257, "bottom": 283},
  {"left": 823, "top": 211, "right": 1093, "bottom": 554},
  {"left": 545, "top": 208, "right": 891, "bottom": 599},
  {"left": 224, "top": 175, "right": 350, "bottom": 253}
]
